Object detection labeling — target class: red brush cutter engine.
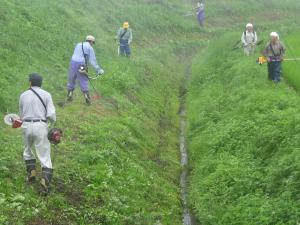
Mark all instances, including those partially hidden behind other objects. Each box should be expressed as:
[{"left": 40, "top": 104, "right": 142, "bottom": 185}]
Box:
[{"left": 48, "top": 128, "right": 63, "bottom": 145}]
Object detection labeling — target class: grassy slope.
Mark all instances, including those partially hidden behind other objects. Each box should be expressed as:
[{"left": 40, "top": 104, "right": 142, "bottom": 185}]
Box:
[
  {"left": 0, "top": 0, "right": 204, "bottom": 224},
  {"left": 187, "top": 0, "right": 300, "bottom": 224},
  {"left": 282, "top": 33, "right": 300, "bottom": 91}
]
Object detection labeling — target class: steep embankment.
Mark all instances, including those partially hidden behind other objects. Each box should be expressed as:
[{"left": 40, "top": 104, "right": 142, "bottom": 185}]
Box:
[
  {"left": 187, "top": 1, "right": 300, "bottom": 224},
  {"left": 0, "top": 1, "right": 203, "bottom": 224},
  {"left": 283, "top": 33, "right": 300, "bottom": 91}
]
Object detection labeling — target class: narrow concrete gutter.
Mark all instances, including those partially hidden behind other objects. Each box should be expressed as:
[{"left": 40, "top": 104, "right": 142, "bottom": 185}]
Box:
[
  {"left": 180, "top": 107, "right": 193, "bottom": 225},
  {"left": 179, "top": 66, "right": 195, "bottom": 225}
]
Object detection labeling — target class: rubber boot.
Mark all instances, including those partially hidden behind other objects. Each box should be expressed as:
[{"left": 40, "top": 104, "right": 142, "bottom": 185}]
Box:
[
  {"left": 40, "top": 167, "right": 53, "bottom": 195},
  {"left": 67, "top": 90, "right": 73, "bottom": 102},
  {"left": 84, "top": 92, "right": 91, "bottom": 105},
  {"left": 25, "top": 159, "right": 36, "bottom": 183}
]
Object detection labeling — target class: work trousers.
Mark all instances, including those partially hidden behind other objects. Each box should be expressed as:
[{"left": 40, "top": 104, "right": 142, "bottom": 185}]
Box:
[
  {"left": 120, "top": 39, "right": 131, "bottom": 57},
  {"left": 243, "top": 44, "right": 255, "bottom": 56},
  {"left": 67, "top": 60, "right": 89, "bottom": 92},
  {"left": 267, "top": 61, "right": 282, "bottom": 82},
  {"left": 22, "top": 122, "right": 52, "bottom": 169}
]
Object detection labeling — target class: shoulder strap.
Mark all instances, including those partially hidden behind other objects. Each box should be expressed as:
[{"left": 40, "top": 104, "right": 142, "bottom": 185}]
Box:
[
  {"left": 81, "top": 42, "right": 88, "bottom": 70},
  {"left": 269, "top": 43, "right": 278, "bottom": 57},
  {"left": 253, "top": 31, "right": 256, "bottom": 42},
  {"left": 30, "top": 88, "right": 47, "bottom": 113},
  {"left": 120, "top": 29, "right": 128, "bottom": 39}
]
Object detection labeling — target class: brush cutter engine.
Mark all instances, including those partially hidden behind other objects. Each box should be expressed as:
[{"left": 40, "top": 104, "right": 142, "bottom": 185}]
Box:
[{"left": 48, "top": 128, "right": 63, "bottom": 145}]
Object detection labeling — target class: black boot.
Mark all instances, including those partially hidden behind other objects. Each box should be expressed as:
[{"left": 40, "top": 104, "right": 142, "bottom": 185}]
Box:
[
  {"left": 40, "top": 167, "right": 53, "bottom": 195},
  {"left": 67, "top": 90, "right": 73, "bottom": 102},
  {"left": 25, "top": 159, "right": 36, "bottom": 183},
  {"left": 84, "top": 92, "right": 91, "bottom": 105}
]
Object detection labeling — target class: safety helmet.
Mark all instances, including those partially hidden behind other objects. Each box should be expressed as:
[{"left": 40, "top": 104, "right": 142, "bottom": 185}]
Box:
[
  {"left": 123, "top": 22, "right": 129, "bottom": 29},
  {"left": 86, "top": 35, "right": 96, "bottom": 42},
  {"left": 48, "top": 128, "right": 63, "bottom": 145},
  {"left": 246, "top": 23, "right": 253, "bottom": 28},
  {"left": 270, "top": 32, "right": 279, "bottom": 39}
]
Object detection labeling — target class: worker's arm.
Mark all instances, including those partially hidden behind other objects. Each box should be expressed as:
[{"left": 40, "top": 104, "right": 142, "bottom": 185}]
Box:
[
  {"left": 254, "top": 32, "right": 258, "bottom": 44},
  {"left": 19, "top": 96, "right": 23, "bottom": 120},
  {"left": 128, "top": 29, "right": 133, "bottom": 44},
  {"left": 88, "top": 46, "right": 102, "bottom": 73},
  {"left": 115, "top": 28, "right": 121, "bottom": 40},
  {"left": 241, "top": 32, "right": 247, "bottom": 46},
  {"left": 46, "top": 94, "right": 56, "bottom": 123}
]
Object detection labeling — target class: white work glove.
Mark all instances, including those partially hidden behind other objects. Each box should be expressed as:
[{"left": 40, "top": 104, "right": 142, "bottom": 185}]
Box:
[{"left": 97, "top": 69, "right": 104, "bottom": 75}]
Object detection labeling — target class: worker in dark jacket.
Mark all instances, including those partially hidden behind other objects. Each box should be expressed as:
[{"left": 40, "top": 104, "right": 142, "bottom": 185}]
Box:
[{"left": 263, "top": 32, "right": 285, "bottom": 82}]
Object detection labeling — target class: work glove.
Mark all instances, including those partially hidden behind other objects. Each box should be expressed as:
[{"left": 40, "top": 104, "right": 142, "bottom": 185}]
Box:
[{"left": 97, "top": 69, "right": 104, "bottom": 75}]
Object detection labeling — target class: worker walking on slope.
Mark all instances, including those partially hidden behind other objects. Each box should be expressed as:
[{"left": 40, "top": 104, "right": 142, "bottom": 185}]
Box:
[
  {"left": 263, "top": 32, "right": 285, "bottom": 83},
  {"left": 67, "top": 35, "right": 104, "bottom": 105},
  {"left": 20, "top": 73, "right": 56, "bottom": 194},
  {"left": 196, "top": 1, "right": 205, "bottom": 26},
  {"left": 241, "top": 23, "right": 257, "bottom": 56},
  {"left": 115, "top": 22, "right": 133, "bottom": 58}
]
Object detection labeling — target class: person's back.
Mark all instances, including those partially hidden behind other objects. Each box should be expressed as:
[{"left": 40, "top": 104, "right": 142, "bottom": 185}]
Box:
[
  {"left": 71, "top": 42, "right": 93, "bottom": 63},
  {"left": 20, "top": 87, "right": 54, "bottom": 121}
]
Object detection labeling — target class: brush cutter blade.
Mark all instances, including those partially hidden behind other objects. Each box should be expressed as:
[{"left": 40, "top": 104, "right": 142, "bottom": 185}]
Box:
[{"left": 4, "top": 113, "right": 20, "bottom": 126}]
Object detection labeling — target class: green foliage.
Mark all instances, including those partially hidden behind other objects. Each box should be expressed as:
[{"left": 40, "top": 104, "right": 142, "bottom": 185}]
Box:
[
  {"left": 0, "top": 0, "right": 202, "bottom": 224},
  {"left": 282, "top": 33, "right": 300, "bottom": 91},
  {"left": 187, "top": 28, "right": 300, "bottom": 224}
]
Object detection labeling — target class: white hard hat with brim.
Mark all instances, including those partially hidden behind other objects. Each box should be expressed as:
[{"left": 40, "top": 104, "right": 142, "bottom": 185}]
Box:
[{"left": 86, "top": 35, "right": 95, "bottom": 42}]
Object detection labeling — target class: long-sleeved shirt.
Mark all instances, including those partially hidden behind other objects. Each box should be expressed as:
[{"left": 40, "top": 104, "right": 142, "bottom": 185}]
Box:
[
  {"left": 115, "top": 28, "right": 133, "bottom": 43},
  {"left": 263, "top": 41, "right": 285, "bottom": 61},
  {"left": 19, "top": 86, "right": 56, "bottom": 122},
  {"left": 71, "top": 42, "right": 101, "bottom": 72},
  {"left": 241, "top": 31, "right": 257, "bottom": 45}
]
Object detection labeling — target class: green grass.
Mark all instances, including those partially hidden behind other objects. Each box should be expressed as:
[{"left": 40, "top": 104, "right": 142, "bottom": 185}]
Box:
[
  {"left": 0, "top": 0, "right": 205, "bottom": 224},
  {"left": 1, "top": 0, "right": 300, "bottom": 224},
  {"left": 282, "top": 33, "right": 300, "bottom": 91},
  {"left": 187, "top": 11, "right": 300, "bottom": 225}
]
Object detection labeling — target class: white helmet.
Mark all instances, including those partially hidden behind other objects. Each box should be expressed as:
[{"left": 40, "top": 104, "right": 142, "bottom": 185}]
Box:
[
  {"left": 246, "top": 23, "right": 253, "bottom": 28},
  {"left": 270, "top": 32, "right": 279, "bottom": 39},
  {"left": 86, "top": 35, "right": 95, "bottom": 42}
]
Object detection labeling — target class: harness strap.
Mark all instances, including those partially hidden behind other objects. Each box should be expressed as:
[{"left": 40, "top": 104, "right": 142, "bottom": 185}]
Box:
[
  {"left": 120, "top": 29, "right": 128, "bottom": 40},
  {"left": 244, "top": 31, "right": 256, "bottom": 43},
  {"left": 269, "top": 43, "right": 282, "bottom": 57},
  {"left": 29, "top": 88, "right": 47, "bottom": 114},
  {"left": 81, "top": 42, "right": 89, "bottom": 72}
]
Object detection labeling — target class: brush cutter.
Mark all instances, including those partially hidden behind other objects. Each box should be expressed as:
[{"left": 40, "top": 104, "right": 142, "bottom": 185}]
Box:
[
  {"left": 4, "top": 113, "right": 22, "bottom": 128},
  {"left": 256, "top": 56, "right": 300, "bottom": 65},
  {"left": 232, "top": 39, "right": 264, "bottom": 50},
  {"left": 183, "top": 13, "right": 194, "bottom": 17}
]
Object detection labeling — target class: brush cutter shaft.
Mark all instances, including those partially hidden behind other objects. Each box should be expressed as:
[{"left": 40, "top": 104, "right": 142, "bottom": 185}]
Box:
[{"left": 284, "top": 58, "right": 300, "bottom": 61}]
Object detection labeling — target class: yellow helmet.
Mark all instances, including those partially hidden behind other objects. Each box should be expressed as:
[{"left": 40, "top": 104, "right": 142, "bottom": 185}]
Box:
[{"left": 123, "top": 22, "right": 129, "bottom": 29}]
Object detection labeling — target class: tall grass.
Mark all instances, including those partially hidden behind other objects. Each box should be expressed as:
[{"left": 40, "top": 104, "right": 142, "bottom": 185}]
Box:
[
  {"left": 187, "top": 25, "right": 300, "bottom": 225},
  {"left": 0, "top": 0, "right": 202, "bottom": 224}
]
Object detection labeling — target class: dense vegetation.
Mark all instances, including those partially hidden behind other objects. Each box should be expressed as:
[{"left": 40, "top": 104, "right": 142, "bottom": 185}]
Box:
[
  {"left": 0, "top": 0, "right": 202, "bottom": 224},
  {"left": 187, "top": 2, "right": 300, "bottom": 224},
  {"left": 283, "top": 33, "right": 300, "bottom": 91}
]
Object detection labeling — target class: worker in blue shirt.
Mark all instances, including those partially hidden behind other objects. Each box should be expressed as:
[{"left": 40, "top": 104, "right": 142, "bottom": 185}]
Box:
[{"left": 67, "top": 35, "right": 104, "bottom": 104}]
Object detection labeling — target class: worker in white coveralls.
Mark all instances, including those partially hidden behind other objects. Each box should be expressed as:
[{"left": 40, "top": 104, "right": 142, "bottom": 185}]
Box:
[
  {"left": 19, "top": 73, "right": 56, "bottom": 194},
  {"left": 241, "top": 23, "right": 257, "bottom": 56}
]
